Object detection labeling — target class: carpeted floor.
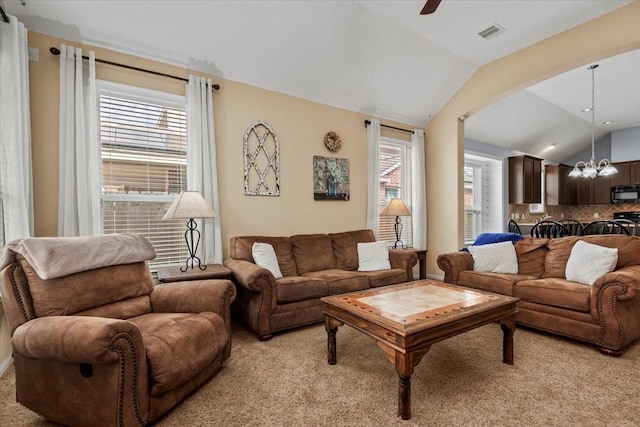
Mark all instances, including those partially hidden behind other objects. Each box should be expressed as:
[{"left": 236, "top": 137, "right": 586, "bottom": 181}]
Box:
[{"left": 1, "top": 320, "right": 639, "bottom": 426}]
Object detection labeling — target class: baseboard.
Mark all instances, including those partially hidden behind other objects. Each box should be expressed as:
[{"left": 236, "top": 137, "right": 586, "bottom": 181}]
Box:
[
  {"left": 0, "top": 355, "right": 13, "bottom": 377},
  {"left": 427, "top": 273, "right": 444, "bottom": 281}
]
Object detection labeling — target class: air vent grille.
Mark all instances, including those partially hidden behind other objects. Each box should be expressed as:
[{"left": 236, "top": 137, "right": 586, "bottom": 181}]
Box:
[{"left": 478, "top": 23, "right": 507, "bottom": 40}]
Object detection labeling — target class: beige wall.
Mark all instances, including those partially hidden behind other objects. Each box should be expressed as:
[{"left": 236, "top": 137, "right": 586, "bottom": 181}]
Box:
[
  {"left": 425, "top": 1, "right": 640, "bottom": 276},
  {"left": 27, "top": 31, "right": 411, "bottom": 255}
]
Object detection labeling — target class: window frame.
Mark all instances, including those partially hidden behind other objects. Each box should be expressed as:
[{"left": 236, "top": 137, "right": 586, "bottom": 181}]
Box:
[
  {"left": 96, "top": 80, "right": 189, "bottom": 271},
  {"left": 377, "top": 136, "right": 414, "bottom": 248}
]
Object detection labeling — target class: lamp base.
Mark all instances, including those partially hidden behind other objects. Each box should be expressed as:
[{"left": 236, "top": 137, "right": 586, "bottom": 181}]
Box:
[
  {"left": 393, "top": 216, "right": 407, "bottom": 250},
  {"left": 181, "top": 218, "right": 207, "bottom": 272}
]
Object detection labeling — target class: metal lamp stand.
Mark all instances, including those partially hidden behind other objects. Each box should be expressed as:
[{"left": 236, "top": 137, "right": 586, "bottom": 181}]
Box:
[
  {"left": 393, "top": 216, "right": 407, "bottom": 249},
  {"left": 181, "top": 218, "right": 206, "bottom": 272}
]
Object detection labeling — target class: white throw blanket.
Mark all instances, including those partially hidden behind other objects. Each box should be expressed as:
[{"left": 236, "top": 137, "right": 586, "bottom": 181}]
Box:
[{"left": 0, "top": 234, "right": 156, "bottom": 280}]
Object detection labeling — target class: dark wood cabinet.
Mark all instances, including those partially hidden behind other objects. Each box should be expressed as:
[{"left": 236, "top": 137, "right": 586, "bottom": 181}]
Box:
[
  {"left": 593, "top": 175, "right": 611, "bottom": 204},
  {"left": 611, "top": 162, "right": 630, "bottom": 187},
  {"left": 631, "top": 162, "right": 640, "bottom": 185},
  {"left": 509, "top": 155, "right": 542, "bottom": 204},
  {"left": 575, "top": 177, "right": 593, "bottom": 205},
  {"left": 545, "top": 164, "right": 576, "bottom": 205},
  {"left": 574, "top": 175, "right": 611, "bottom": 205}
]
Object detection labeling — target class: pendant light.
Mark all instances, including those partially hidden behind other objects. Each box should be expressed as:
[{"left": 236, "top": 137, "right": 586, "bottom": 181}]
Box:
[{"left": 568, "top": 64, "right": 617, "bottom": 179}]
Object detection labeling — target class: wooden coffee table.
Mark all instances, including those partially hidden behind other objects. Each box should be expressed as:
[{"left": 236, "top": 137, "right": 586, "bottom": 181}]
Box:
[{"left": 322, "top": 279, "right": 519, "bottom": 420}]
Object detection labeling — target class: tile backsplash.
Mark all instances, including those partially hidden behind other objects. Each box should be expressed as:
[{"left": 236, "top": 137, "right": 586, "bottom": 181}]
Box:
[{"left": 508, "top": 203, "right": 640, "bottom": 224}]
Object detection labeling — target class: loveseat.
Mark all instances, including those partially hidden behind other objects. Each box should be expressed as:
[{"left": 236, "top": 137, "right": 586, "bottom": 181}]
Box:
[
  {"left": 0, "top": 234, "right": 236, "bottom": 426},
  {"left": 437, "top": 235, "right": 640, "bottom": 356},
  {"left": 224, "top": 229, "right": 418, "bottom": 340}
]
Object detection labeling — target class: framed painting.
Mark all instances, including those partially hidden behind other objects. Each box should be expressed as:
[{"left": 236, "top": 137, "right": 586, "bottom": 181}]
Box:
[{"left": 313, "top": 156, "right": 349, "bottom": 201}]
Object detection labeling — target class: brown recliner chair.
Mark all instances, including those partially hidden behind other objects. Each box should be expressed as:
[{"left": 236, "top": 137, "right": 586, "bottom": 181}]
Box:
[{"left": 0, "top": 234, "right": 236, "bottom": 427}]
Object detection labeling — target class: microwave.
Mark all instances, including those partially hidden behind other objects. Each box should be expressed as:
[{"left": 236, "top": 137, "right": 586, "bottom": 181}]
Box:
[{"left": 612, "top": 186, "right": 640, "bottom": 203}]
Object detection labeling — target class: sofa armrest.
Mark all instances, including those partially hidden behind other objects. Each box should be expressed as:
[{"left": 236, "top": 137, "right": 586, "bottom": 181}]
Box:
[
  {"left": 593, "top": 266, "right": 640, "bottom": 302},
  {"left": 388, "top": 249, "right": 418, "bottom": 280},
  {"left": 591, "top": 265, "right": 640, "bottom": 350},
  {"left": 12, "top": 316, "right": 145, "bottom": 364},
  {"left": 436, "top": 251, "right": 474, "bottom": 284},
  {"left": 223, "top": 258, "right": 276, "bottom": 293},
  {"left": 150, "top": 280, "right": 236, "bottom": 319}
]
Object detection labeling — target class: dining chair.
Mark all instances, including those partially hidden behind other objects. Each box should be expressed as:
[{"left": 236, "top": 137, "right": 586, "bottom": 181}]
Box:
[
  {"left": 530, "top": 220, "right": 570, "bottom": 238},
  {"left": 581, "top": 220, "right": 630, "bottom": 236},
  {"left": 558, "top": 218, "right": 583, "bottom": 236},
  {"left": 507, "top": 219, "right": 522, "bottom": 235}
]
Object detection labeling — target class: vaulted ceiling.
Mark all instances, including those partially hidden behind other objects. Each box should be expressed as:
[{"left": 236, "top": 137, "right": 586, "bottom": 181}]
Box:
[{"left": 5, "top": 0, "right": 638, "bottom": 162}]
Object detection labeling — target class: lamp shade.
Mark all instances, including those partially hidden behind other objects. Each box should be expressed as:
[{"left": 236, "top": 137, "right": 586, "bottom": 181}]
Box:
[
  {"left": 380, "top": 198, "right": 411, "bottom": 216},
  {"left": 163, "top": 191, "right": 216, "bottom": 219}
]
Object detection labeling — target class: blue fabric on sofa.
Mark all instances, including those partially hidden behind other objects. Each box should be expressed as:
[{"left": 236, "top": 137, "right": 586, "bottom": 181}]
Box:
[{"left": 461, "top": 232, "right": 524, "bottom": 251}]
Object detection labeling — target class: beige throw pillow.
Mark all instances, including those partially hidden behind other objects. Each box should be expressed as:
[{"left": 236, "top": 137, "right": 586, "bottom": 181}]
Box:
[
  {"left": 468, "top": 241, "right": 518, "bottom": 274},
  {"left": 565, "top": 240, "right": 618, "bottom": 286},
  {"left": 252, "top": 242, "right": 283, "bottom": 279},
  {"left": 357, "top": 242, "right": 391, "bottom": 271}
]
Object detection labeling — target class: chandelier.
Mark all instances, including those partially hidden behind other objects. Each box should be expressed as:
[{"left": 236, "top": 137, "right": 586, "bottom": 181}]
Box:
[{"left": 568, "top": 64, "right": 617, "bottom": 179}]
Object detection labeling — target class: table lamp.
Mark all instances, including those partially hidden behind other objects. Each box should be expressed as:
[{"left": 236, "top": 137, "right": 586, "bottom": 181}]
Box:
[
  {"left": 380, "top": 198, "right": 412, "bottom": 249},
  {"left": 163, "top": 191, "right": 216, "bottom": 272}
]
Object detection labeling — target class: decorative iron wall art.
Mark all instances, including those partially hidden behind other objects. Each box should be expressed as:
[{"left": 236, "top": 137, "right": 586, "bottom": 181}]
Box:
[
  {"left": 244, "top": 121, "right": 280, "bottom": 196},
  {"left": 313, "top": 155, "right": 350, "bottom": 201}
]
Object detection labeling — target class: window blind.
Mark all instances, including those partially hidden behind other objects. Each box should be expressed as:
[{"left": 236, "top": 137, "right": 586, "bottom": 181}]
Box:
[
  {"left": 378, "top": 140, "right": 413, "bottom": 247},
  {"left": 98, "top": 84, "right": 189, "bottom": 270}
]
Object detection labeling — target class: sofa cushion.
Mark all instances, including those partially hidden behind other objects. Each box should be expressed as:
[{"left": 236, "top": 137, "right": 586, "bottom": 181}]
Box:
[
  {"left": 565, "top": 240, "right": 618, "bottom": 286},
  {"left": 129, "top": 311, "right": 228, "bottom": 396},
  {"left": 544, "top": 235, "right": 640, "bottom": 279},
  {"left": 468, "top": 241, "right": 518, "bottom": 274},
  {"left": 275, "top": 276, "right": 328, "bottom": 304},
  {"left": 302, "top": 269, "right": 369, "bottom": 294},
  {"left": 514, "top": 278, "right": 591, "bottom": 312},
  {"left": 457, "top": 271, "right": 538, "bottom": 296},
  {"left": 357, "top": 242, "right": 391, "bottom": 271},
  {"left": 329, "top": 232, "right": 358, "bottom": 270},
  {"left": 229, "top": 236, "right": 298, "bottom": 277},
  {"left": 17, "top": 258, "right": 153, "bottom": 318},
  {"left": 358, "top": 268, "right": 408, "bottom": 288},
  {"left": 291, "top": 234, "right": 336, "bottom": 274},
  {"left": 514, "top": 237, "right": 548, "bottom": 277}
]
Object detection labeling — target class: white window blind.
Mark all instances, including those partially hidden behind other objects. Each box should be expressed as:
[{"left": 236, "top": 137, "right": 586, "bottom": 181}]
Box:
[
  {"left": 98, "top": 82, "right": 188, "bottom": 270},
  {"left": 377, "top": 139, "right": 413, "bottom": 247},
  {"left": 464, "top": 163, "right": 482, "bottom": 244}
]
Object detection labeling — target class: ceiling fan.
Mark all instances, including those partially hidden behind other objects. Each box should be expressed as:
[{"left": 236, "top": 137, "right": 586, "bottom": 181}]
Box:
[{"left": 420, "top": 0, "right": 442, "bottom": 15}]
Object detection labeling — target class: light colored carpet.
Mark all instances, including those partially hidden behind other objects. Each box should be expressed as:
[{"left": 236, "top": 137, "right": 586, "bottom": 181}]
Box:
[{"left": 1, "top": 320, "right": 639, "bottom": 426}]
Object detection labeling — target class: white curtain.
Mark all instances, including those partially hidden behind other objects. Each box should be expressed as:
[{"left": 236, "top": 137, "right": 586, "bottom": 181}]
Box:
[
  {"left": 186, "top": 75, "right": 222, "bottom": 264},
  {"left": 411, "top": 129, "right": 427, "bottom": 249},
  {"left": 366, "top": 119, "right": 381, "bottom": 236},
  {"left": 0, "top": 16, "right": 34, "bottom": 243},
  {"left": 57, "top": 44, "right": 101, "bottom": 236}
]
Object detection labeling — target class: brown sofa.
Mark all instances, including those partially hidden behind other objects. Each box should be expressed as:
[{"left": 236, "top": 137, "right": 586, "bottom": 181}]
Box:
[
  {"left": 0, "top": 235, "right": 236, "bottom": 426},
  {"left": 224, "top": 229, "right": 418, "bottom": 340},
  {"left": 437, "top": 235, "right": 640, "bottom": 356}
]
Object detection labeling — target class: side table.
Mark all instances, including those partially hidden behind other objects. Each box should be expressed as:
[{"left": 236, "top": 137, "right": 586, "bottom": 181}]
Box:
[
  {"left": 408, "top": 249, "right": 427, "bottom": 280},
  {"left": 157, "top": 264, "right": 233, "bottom": 283}
]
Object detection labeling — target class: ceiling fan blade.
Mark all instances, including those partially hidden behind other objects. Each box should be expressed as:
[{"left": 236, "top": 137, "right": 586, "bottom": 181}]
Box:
[{"left": 420, "top": 0, "right": 442, "bottom": 15}]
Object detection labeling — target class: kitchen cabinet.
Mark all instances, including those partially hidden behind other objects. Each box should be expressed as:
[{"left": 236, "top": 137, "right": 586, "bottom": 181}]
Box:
[
  {"left": 575, "top": 177, "right": 593, "bottom": 204},
  {"left": 610, "top": 161, "right": 640, "bottom": 187},
  {"left": 594, "top": 175, "right": 611, "bottom": 204},
  {"left": 574, "top": 175, "right": 611, "bottom": 205},
  {"left": 611, "top": 162, "right": 630, "bottom": 187},
  {"left": 509, "top": 155, "right": 542, "bottom": 204},
  {"left": 545, "top": 164, "right": 576, "bottom": 205}
]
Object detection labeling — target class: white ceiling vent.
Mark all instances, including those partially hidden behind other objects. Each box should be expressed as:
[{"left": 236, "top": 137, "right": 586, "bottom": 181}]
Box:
[{"left": 478, "top": 23, "right": 507, "bottom": 40}]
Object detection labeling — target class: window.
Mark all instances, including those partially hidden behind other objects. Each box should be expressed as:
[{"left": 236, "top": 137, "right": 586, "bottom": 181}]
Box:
[
  {"left": 464, "top": 163, "right": 482, "bottom": 243},
  {"left": 378, "top": 138, "right": 413, "bottom": 247},
  {"left": 98, "top": 82, "right": 189, "bottom": 270},
  {"left": 464, "top": 153, "right": 504, "bottom": 244}
]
